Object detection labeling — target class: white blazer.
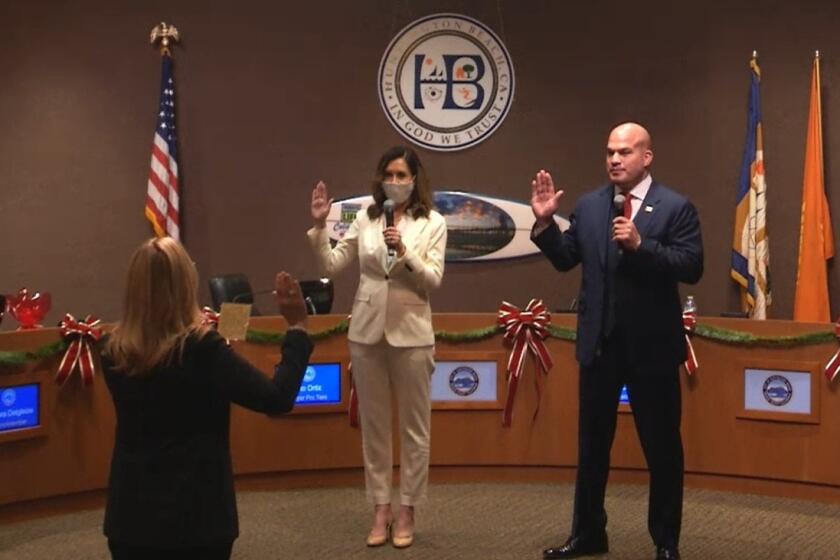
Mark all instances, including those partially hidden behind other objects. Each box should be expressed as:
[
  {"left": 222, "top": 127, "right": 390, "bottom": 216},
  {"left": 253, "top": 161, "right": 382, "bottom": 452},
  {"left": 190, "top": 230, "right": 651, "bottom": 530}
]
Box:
[{"left": 307, "top": 208, "right": 447, "bottom": 347}]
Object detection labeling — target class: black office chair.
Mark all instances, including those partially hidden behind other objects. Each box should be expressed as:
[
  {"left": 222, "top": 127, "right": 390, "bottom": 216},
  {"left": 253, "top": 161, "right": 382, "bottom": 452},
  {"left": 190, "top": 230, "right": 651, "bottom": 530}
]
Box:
[
  {"left": 299, "top": 278, "right": 334, "bottom": 315},
  {"left": 208, "top": 274, "right": 260, "bottom": 315}
]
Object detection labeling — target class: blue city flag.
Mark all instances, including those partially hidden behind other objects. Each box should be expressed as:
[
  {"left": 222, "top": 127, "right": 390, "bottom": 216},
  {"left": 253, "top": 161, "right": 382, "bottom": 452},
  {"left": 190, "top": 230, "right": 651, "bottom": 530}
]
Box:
[{"left": 731, "top": 55, "right": 771, "bottom": 319}]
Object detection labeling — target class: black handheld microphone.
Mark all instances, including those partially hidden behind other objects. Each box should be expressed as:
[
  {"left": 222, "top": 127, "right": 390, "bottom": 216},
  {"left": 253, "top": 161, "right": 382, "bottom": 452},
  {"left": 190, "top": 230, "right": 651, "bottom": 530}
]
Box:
[
  {"left": 383, "top": 199, "right": 396, "bottom": 260},
  {"left": 612, "top": 193, "right": 626, "bottom": 256},
  {"left": 613, "top": 193, "right": 626, "bottom": 216}
]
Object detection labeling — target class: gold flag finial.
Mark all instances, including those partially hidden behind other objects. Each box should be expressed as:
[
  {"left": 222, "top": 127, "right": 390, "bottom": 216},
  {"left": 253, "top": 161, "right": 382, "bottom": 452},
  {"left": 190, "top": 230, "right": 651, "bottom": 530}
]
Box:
[{"left": 150, "top": 22, "right": 180, "bottom": 56}]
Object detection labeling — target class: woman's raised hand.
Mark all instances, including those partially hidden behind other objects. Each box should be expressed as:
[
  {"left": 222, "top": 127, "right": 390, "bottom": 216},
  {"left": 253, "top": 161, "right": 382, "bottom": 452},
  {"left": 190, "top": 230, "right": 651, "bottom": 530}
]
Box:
[
  {"left": 274, "top": 272, "right": 308, "bottom": 330},
  {"left": 311, "top": 180, "right": 333, "bottom": 228}
]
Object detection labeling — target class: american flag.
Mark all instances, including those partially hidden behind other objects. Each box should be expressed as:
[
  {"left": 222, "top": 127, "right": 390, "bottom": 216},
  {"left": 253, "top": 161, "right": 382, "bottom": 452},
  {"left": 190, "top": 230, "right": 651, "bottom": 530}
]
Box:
[{"left": 145, "top": 54, "right": 180, "bottom": 241}]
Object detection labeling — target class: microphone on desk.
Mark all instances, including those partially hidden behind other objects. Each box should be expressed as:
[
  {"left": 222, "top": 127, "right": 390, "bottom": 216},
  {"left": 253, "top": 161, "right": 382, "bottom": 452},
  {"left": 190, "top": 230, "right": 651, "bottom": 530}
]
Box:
[
  {"left": 384, "top": 199, "right": 396, "bottom": 263},
  {"left": 612, "top": 193, "right": 626, "bottom": 257},
  {"left": 231, "top": 288, "right": 276, "bottom": 304},
  {"left": 233, "top": 289, "right": 318, "bottom": 315}
]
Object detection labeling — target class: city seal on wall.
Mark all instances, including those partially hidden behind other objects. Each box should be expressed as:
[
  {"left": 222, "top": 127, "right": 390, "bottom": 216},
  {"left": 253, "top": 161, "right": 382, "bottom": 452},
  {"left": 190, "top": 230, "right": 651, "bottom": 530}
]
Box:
[{"left": 378, "top": 13, "right": 515, "bottom": 151}]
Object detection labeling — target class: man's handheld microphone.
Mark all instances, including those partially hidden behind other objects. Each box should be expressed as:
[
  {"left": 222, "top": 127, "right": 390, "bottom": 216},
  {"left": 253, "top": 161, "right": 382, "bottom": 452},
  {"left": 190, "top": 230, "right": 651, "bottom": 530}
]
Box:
[
  {"left": 613, "top": 193, "right": 626, "bottom": 215},
  {"left": 612, "top": 193, "right": 626, "bottom": 257},
  {"left": 383, "top": 199, "right": 396, "bottom": 260}
]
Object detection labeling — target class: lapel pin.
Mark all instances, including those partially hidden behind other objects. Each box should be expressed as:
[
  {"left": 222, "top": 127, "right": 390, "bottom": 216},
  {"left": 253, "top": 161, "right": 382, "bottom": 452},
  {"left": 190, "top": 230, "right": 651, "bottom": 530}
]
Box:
[{"left": 644, "top": 205, "right": 653, "bottom": 213}]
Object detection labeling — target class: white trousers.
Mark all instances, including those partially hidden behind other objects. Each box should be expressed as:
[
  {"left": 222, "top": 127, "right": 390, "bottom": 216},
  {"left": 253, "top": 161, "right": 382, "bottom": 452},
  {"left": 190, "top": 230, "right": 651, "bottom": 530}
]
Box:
[{"left": 349, "top": 340, "right": 435, "bottom": 506}]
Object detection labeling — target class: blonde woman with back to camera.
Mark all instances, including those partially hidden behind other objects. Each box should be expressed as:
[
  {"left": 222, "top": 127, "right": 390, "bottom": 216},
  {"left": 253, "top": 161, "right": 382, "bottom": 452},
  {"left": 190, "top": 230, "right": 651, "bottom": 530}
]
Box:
[
  {"left": 101, "top": 237, "right": 313, "bottom": 560},
  {"left": 308, "top": 146, "right": 447, "bottom": 548}
]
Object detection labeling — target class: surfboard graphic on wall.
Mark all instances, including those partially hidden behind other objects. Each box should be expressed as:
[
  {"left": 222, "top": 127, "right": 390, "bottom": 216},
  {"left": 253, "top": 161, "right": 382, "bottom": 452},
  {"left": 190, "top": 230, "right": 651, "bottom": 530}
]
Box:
[{"left": 325, "top": 191, "right": 570, "bottom": 263}]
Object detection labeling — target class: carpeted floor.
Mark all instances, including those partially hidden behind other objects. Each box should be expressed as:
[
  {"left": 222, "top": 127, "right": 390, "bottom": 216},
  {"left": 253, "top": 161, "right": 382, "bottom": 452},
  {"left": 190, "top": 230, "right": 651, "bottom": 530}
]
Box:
[{"left": 2, "top": 483, "right": 839, "bottom": 559}]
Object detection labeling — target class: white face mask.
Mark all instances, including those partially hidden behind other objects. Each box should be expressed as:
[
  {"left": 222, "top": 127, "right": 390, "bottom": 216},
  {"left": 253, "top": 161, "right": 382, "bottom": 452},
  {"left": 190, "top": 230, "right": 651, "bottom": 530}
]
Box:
[{"left": 382, "top": 181, "right": 415, "bottom": 204}]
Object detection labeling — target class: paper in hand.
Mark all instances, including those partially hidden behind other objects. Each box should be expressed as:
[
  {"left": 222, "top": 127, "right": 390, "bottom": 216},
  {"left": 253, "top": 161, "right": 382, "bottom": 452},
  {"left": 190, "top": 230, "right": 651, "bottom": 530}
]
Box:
[{"left": 218, "top": 303, "right": 251, "bottom": 341}]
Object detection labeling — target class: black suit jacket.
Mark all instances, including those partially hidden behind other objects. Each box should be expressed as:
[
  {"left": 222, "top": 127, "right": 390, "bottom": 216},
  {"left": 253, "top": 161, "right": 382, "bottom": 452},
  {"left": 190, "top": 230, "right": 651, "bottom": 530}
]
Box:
[
  {"left": 101, "top": 329, "right": 313, "bottom": 547},
  {"left": 533, "top": 181, "right": 703, "bottom": 367}
]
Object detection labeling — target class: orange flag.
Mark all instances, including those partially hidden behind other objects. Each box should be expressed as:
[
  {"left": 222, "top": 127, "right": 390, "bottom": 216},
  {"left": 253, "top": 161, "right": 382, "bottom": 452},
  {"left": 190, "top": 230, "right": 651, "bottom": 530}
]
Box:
[{"left": 794, "top": 53, "right": 835, "bottom": 322}]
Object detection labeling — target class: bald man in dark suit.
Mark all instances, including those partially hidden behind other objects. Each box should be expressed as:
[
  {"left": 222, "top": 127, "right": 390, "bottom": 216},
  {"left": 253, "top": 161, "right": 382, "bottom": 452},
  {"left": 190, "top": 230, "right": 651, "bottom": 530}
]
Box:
[{"left": 531, "top": 123, "right": 703, "bottom": 560}]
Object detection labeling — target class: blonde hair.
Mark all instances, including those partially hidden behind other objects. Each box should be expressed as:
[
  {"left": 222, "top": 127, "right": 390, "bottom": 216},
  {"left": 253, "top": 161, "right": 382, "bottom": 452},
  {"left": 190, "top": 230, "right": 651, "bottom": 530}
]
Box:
[{"left": 105, "top": 237, "right": 208, "bottom": 375}]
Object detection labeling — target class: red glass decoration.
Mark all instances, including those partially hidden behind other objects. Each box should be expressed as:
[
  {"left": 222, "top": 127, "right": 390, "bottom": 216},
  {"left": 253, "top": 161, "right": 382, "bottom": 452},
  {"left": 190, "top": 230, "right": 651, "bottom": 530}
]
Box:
[{"left": 7, "top": 288, "right": 52, "bottom": 330}]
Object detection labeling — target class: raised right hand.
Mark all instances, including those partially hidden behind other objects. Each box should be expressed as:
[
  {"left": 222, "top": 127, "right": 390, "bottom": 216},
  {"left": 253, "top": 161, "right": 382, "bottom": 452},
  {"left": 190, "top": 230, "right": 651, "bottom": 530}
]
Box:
[
  {"left": 530, "top": 169, "right": 564, "bottom": 224},
  {"left": 274, "top": 272, "right": 308, "bottom": 330},
  {"left": 311, "top": 180, "right": 333, "bottom": 227}
]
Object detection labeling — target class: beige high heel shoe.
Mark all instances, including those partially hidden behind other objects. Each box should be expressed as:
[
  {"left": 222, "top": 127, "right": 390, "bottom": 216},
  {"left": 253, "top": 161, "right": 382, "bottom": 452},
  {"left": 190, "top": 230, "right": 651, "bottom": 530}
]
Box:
[
  {"left": 366, "top": 522, "right": 391, "bottom": 547},
  {"left": 366, "top": 506, "right": 393, "bottom": 547},
  {"left": 392, "top": 508, "right": 414, "bottom": 548},
  {"left": 391, "top": 527, "right": 413, "bottom": 549}
]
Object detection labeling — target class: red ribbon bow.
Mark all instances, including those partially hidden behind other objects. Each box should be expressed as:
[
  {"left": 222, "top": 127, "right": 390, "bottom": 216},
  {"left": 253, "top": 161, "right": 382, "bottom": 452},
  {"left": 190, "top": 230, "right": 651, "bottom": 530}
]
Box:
[
  {"left": 824, "top": 319, "right": 840, "bottom": 383},
  {"left": 497, "top": 299, "right": 554, "bottom": 426},
  {"left": 201, "top": 306, "right": 220, "bottom": 327},
  {"left": 682, "top": 311, "right": 699, "bottom": 376},
  {"left": 55, "top": 314, "right": 103, "bottom": 386}
]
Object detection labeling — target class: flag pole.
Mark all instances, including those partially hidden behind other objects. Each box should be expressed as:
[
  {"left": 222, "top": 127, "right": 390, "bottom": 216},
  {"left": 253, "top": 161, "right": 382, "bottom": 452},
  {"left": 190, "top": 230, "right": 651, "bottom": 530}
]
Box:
[
  {"left": 793, "top": 46, "right": 834, "bottom": 321},
  {"left": 145, "top": 22, "right": 183, "bottom": 241},
  {"left": 150, "top": 22, "right": 180, "bottom": 57},
  {"left": 732, "top": 47, "right": 771, "bottom": 318}
]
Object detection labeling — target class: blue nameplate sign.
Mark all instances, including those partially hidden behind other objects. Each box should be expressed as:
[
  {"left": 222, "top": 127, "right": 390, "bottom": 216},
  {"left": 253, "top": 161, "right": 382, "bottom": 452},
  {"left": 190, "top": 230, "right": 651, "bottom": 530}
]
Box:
[
  {"left": 295, "top": 363, "right": 342, "bottom": 405},
  {"left": 0, "top": 383, "right": 40, "bottom": 433}
]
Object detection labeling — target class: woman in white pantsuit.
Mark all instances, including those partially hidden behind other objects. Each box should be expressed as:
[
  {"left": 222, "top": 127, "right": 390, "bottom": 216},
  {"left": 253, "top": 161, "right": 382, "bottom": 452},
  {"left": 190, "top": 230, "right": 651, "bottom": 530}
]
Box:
[{"left": 308, "top": 146, "right": 447, "bottom": 549}]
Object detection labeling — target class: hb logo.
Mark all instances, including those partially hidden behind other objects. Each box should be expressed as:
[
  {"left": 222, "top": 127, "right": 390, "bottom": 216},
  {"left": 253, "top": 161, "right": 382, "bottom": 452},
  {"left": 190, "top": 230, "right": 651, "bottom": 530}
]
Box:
[{"left": 413, "top": 54, "right": 485, "bottom": 110}]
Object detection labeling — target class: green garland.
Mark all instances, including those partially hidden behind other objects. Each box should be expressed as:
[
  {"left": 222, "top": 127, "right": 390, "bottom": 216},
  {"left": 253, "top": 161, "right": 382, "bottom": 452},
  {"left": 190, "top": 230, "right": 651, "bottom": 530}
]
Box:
[
  {"left": 435, "top": 325, "right": 499, "bottom": 343},
  {"left": 547, "top": 324, "right": 577, "bottom": 341},
  {"left": 0, "top": 321, "right": 835, "bottom": 367},
  {"left": 0, "top": 340, "right": 68, "bottom": 367},
  {"left": 243, "top": 321, "right": 833, "bottom": 348},
  {"left": 694, "top": 323, "right": 836, "bottom": 347},
  {"left": 245, "top": 319, "right": 351, "bottom": 345}
]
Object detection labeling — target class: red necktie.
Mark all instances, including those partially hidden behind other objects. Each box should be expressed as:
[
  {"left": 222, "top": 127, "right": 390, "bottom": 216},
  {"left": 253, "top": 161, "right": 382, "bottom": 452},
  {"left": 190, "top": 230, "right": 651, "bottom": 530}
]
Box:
[{"left": 623, "top": 194, "right": 632, "bottom": 219}]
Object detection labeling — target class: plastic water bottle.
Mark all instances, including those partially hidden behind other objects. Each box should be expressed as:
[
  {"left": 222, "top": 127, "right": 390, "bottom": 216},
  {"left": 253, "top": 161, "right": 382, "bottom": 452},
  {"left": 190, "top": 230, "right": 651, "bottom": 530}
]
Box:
[{"left": 683, "top": 295, "right": 697, "bottom": 314}]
